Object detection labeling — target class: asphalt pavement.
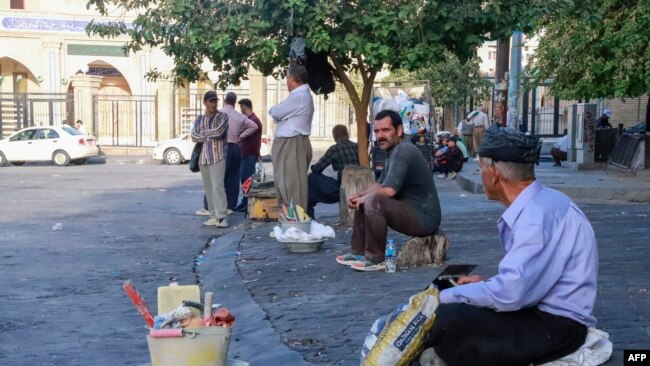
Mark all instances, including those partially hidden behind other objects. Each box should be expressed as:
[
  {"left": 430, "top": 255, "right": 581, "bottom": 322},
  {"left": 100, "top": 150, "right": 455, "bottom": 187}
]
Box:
[{"left": 1, "top": 156, "right": 649, "bottom": 365}]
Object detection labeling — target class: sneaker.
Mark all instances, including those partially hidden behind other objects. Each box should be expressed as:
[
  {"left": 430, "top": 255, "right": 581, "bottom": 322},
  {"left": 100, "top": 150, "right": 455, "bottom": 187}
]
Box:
[
  {"left": 446, "top": 171, "right": 458, "bottom": 180},
  {"left": 203, "top": 217, "right": 218, "bottom": 226},
  {"left": 214, "top": 218, "right": 229, "bottom": 228},
  {"left": 351, "top": 259, "right": 386, "bottom": 272},
  {"left": 473, "top": 157, "right": 479, "bottom": 162},
  {"left": 226, "top": 209, "right": 234, "bottom": 215},
  {"left": 195, "top": 208, "right": 210, "bottom": 216},
  {"left": 336, "top": 253, "right": 364, "bottom": 266},
  {"left": 437, "top": 173, "right": 446, "bottom": 179}
]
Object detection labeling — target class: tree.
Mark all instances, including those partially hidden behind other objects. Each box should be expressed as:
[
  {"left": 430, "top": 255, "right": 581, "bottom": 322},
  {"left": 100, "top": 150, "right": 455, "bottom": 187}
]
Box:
[
  {"left": 531, "top": 0, "right": 650, "bottom": 128},
  {"left": 87, "top": 0, "right": 527, "bottom": 166}
]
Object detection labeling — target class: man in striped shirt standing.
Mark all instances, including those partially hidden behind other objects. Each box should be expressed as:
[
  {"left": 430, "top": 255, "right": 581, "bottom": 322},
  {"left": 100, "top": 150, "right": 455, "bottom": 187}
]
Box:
[{"left": 191, "top": 91, "right": 230, "bottom": 228}]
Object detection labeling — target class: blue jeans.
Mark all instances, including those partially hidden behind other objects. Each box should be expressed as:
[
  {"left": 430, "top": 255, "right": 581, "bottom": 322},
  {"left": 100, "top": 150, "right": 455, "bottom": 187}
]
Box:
[{"left": 237, "top": 154, "right": 257, "bottom": 208}]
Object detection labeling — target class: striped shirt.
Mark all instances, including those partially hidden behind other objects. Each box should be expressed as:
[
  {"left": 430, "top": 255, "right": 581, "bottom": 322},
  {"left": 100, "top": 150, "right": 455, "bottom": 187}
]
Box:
[{"left": 191, "top": 112, "right": 229, "bottom": 165}]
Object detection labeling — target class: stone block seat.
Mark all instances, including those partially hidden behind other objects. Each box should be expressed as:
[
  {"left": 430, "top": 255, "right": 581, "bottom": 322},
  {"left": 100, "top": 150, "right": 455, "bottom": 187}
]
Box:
[{"left": 396, "top": 230, "right": 450, "bottom": 268}]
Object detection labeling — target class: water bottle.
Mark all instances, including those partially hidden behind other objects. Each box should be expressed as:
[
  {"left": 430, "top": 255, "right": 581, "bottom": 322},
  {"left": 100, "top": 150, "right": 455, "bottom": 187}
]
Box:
[
  {"left": 287, "top": 198, "right": 297, "bottom": 222},
  {"left": 385, "top": 239, "right": 396, "bottom": 273}
]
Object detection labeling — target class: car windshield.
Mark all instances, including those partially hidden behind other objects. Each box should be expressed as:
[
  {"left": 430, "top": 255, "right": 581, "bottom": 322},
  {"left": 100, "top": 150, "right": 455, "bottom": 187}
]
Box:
[{"left": 62, "top": 126, "right": 83, "bottom": 136}]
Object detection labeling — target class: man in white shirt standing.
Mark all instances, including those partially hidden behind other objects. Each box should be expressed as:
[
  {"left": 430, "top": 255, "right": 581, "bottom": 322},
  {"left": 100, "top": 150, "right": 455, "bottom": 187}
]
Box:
[
  {"left": 268, "top": 65, "right": 314, "bottom": 214},
  {"left": 551, "top": 129, "right": 570, "bottom": 167}
]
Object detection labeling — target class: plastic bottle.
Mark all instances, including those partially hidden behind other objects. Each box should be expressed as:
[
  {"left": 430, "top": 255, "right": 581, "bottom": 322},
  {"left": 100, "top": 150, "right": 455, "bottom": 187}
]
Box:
[
  {"left": 254, "top": 160, "right": 265, "bottom": 182},
  {"left": 385, "top": 239, "right": 396, "bottom": 273},
  {"left": 287, "top": 198, "right": 296, "bottom": 222}
]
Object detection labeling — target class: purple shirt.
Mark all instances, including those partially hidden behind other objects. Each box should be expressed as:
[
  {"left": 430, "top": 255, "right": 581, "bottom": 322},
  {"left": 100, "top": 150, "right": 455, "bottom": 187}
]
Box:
[
  {"left": 440, "top": 180, "right": 598, "bottom": 327},
  {"left": 220, "top": 105, "right": 258, "bottom": 144}
]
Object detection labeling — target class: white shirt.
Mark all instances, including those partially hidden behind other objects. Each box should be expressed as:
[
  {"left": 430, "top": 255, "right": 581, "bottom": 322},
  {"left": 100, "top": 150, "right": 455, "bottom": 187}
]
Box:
[
  {"left": 77, "top": 124, "right": 88, "bottom": 135},
  {"left": 554, "top": 135, "right": 569, "bottom": 152},
  {"left": 268, "top": 84, "right": 314, "bottom": 138},
  {"left": 471, "top": 111, "right": 490, "bottom": 129}
]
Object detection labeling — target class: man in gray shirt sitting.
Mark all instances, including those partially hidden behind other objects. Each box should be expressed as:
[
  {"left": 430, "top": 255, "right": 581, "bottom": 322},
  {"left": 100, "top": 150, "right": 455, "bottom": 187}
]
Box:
[{"left": 337, "top": 110, "right": 442, "bottom": 271}]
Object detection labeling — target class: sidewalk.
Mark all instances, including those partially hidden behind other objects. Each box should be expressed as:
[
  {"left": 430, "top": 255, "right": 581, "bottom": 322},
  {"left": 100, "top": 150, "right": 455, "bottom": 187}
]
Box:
[
  {"left": 457, "top": 158, "right": 650, "bottom": 202},
  {"left": 199, "top": 171, "right": 650, "bottom": 365}
]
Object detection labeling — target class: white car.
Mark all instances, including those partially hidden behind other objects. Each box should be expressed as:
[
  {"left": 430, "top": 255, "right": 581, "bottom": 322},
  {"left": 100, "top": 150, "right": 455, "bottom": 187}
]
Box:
[
  {"left": 152, "top": 133, "right": 195, "bottom": 165},
  {"left": 0, "top": 126, "right": 99, "bottom": 167},
  {"left": 153, "top": 133, "right": 272, "bottom": 165}
]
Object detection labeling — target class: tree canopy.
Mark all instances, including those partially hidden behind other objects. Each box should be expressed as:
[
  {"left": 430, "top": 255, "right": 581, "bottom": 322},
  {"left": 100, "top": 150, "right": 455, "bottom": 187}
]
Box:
[
  {"left": 87, "top": 0, "right": 535, "bottom": 164},
  {"left": 532, "top": 0, "right": 650, "bottom": 101}
]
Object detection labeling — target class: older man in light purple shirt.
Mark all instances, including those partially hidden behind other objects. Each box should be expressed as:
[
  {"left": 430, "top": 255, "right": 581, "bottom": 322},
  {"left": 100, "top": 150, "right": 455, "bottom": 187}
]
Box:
[
  {"left": 220, "top": 92, "right": 259, "bottom": 211},
  {"left": 424, "top": 125, "right": 598, "bottom": 366}
]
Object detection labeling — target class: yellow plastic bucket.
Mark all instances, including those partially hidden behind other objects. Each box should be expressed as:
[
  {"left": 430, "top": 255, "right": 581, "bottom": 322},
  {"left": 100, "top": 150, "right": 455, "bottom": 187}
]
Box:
[{"left": 146, "top": 327, "right": 231, "bottom": 366}]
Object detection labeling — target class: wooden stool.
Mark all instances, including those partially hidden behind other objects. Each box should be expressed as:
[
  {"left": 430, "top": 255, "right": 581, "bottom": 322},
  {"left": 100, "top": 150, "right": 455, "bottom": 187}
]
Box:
[
  {"left": 339, "top": 165, "right": 375, "bottom": 226},
  {"left": 396, "top": 230, "right": 450, "bottom": 268},
  {"left": 247, "top": 186, "right": 281, "bottom": 221}
]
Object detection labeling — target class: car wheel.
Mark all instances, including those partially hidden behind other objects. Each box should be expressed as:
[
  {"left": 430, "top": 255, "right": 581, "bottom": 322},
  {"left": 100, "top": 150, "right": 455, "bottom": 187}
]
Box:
[
  {"left": 0, "top": 151, "right": 7, "bottom": 167},
  {"left": 11, "top": 161, "right": 25, "bottom": 166},
  {"left": 52, "top": 150, "right": 71, "bottom": 166},
  {"left": 164, "top": 148, "right": 182, "bottom": 165}
]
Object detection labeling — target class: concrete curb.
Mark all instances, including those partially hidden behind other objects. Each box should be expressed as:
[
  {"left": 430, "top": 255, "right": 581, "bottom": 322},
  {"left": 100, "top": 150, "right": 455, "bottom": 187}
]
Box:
[
  {"left": 197, "top": 230, "right": 310, "bottom": 366},
  {"left": 456, "top": 160, "right": 650, "bottom": 202}
]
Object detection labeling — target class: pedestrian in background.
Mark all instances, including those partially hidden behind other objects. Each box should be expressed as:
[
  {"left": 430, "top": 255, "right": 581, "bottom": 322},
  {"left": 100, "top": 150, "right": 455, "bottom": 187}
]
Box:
[
  {"left": 268, "top": 65, "right": 314, "bottom": 215},
  {"left": 191, "top": 91, "right": 230, "bottom": 228},
  {"left": 220, "top": 92, "right": 259, "bottom": 212},
  {"left": 235, "top": 98, "right": 263, "bottom": 212},
  {"left": 76, "top": 120, "right": 88, "bottom": 135},
  {"left": 455, "top": 114, "right": 474, "bottom": 157},
  {"left": 471, "top": 106, "right": 490, "bottom": 161}
]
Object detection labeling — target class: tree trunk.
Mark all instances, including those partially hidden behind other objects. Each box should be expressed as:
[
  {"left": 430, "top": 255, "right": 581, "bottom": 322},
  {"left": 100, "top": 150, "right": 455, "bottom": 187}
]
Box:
[{"left": 328, "top": 53, "right": 376, "bottom": 167}]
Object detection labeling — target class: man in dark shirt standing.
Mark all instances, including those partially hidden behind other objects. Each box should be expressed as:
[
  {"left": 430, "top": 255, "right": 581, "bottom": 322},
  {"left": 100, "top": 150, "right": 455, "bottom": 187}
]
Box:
[
  {"left": 307, "top": 125, "right": 359, "bottom": 219},
  {"left": 338, "top": 110, "right": 442, "bottom": 271},
  {"left": 234, "top": 98, "right": 263, "bottom": 212}
]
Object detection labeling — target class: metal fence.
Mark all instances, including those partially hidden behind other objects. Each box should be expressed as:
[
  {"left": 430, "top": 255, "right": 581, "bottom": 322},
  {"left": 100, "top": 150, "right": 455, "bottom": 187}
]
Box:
[
  {"left": 93, "top": 94, "right": 157, "bottom": 147},
  {"left": 0, "top": 92, "right": 73, "bottom": 138}
]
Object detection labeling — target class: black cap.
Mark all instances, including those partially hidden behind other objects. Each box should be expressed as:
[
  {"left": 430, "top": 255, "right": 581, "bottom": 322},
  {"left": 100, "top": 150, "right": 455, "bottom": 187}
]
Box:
[
  {"left": 478, "top": 125, "right": 541, "bottom": 163},
  {"left": 203, "top": 91, "right": 218, "bottom": 102}
]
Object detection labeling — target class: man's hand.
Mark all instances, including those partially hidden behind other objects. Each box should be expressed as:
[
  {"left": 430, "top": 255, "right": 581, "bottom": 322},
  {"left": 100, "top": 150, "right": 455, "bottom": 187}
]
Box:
[
  {"left": 456, "top": 275, "right": 482, "bottom": 285},
  {"left": 348, "top": 194, "right": 366, "bottom": 210}
]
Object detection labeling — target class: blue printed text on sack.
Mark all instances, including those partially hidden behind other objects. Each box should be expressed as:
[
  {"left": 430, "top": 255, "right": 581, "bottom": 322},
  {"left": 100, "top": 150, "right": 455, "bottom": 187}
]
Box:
[{"left": 393, "top": 312, "right": 427, "bottom": 351}]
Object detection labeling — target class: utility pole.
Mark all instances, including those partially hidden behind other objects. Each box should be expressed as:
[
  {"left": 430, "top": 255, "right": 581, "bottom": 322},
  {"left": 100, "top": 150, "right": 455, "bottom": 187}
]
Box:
[
  {"left": 494, "top": 36, "right": 510, "bottom": 126},
  {"left": 507, "top": 31, "right": 523, "bottom": 129}
]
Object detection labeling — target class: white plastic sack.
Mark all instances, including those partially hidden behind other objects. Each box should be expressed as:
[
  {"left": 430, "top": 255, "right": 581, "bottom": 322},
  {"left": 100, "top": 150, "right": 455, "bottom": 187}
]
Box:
[{"left": 271, "top": 221, "right": 335, "bottom": 242}]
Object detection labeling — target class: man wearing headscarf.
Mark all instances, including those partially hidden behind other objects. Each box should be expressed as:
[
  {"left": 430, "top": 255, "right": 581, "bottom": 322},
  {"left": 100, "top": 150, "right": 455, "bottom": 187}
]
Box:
[{"left": 423, "top": 125, "right": 599, "bottom": 366}]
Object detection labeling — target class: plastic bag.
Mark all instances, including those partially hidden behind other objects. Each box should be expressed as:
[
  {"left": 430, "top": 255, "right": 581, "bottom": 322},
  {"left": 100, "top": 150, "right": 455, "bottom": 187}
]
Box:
[{"left": 361, "top": 285, "right": 440, "bottom": 366}]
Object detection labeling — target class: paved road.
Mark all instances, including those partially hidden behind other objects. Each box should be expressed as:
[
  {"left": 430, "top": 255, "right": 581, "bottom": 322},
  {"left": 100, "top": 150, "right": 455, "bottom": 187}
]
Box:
[
  {"left": 1, "top": 160, "right": 649, "bottom": 365},
  {"left": 0, "top": 161, "right": 245, "bottom": 365}
]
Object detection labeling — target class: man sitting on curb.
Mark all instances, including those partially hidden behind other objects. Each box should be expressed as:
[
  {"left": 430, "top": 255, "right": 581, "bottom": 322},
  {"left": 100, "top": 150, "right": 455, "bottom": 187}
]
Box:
[
  {"left": 307, "top": 125, "right": 359, "bottom": 219},
  {"left": 423, "top": 125, "right": 598, "bottom": 366},
  {"left": 336, "top": 110, "right": 442, "bottom": 271},
  {"left": 551, "top": 129, "right": 569, "bottom": 167}
]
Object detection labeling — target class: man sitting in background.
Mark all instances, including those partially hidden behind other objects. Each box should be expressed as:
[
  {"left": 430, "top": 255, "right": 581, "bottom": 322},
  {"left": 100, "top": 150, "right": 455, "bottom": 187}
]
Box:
[
  {"left": 551, "top": 129, "right": 569, "bottom": 167},
  {"left": 307, "top": 125, "right": 359, "bottom": 219}
]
